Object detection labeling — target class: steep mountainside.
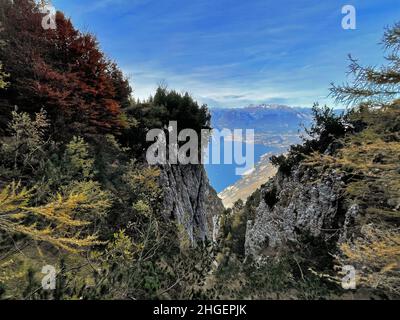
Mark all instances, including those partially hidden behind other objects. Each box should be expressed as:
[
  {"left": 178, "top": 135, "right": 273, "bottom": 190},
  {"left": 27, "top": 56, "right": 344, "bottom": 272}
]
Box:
[
  {"left": 243, "top": 104, "right": 400, "bottom": 296},
  {"left": 160, "top": 163, "right": 224, "bottom": 243},
  {"left": 218, "top": 152, "right": 277, "bottom": 208},
  {"left": 212, "top": 103, "right": 399, "bottom": 300}
]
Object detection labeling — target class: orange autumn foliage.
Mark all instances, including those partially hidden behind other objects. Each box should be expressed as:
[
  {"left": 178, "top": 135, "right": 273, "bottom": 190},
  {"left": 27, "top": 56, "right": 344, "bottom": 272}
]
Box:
[{"left": 0, "top": 0, "right": 131, "bottom": 137}]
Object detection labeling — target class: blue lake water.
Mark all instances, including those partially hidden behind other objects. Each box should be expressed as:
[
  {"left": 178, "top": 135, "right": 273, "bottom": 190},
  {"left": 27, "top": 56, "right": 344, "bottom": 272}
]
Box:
[{"left": 204, "top": 141, "right": 276, "bottom": 193}]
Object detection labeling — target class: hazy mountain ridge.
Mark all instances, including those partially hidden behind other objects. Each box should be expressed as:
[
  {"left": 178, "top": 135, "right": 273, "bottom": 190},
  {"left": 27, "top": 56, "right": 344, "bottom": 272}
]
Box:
[{"left": 210, "top": 104, "right": 314, "bottom": 134}]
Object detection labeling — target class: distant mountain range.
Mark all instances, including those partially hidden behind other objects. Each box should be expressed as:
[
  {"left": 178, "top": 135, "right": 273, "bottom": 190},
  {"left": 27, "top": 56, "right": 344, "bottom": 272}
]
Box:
[{"left": 210, "top": 104, "right": 313, "bottom": 135}]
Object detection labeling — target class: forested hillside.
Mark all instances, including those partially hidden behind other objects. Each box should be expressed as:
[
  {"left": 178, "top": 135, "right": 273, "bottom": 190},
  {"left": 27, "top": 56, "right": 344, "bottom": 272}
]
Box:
[
  {"left": 0, "top": 0, "right": 218, "bottom": 300},
  {"left": 0, "top": 0, "right": 399, "bottom": 300}
]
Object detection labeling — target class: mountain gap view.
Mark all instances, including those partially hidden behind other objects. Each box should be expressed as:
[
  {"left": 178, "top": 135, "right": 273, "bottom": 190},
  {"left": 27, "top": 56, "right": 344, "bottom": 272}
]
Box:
[
  {"left": 0, "top": 0, "right": 399, "bottom": 306},
  {"left": 206, "top": 104, "right": 313, "bottom": 206}
]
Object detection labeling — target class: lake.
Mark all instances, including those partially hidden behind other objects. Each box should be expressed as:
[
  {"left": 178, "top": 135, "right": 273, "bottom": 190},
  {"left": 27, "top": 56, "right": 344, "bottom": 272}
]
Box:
[{"left": 204, "top": 140, "right": 276, "bottom": 193}]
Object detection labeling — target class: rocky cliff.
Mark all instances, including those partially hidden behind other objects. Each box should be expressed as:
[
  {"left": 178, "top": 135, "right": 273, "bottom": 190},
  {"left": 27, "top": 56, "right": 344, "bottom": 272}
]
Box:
[
  {"left": 244, "top": 163, "right": 357, "bottom": 258},
  {"left": 244, "top": 103, "right": 400, "bottom": 277},
  {"left": 160, "top": 163, "right": 224, "bottom": 244}
]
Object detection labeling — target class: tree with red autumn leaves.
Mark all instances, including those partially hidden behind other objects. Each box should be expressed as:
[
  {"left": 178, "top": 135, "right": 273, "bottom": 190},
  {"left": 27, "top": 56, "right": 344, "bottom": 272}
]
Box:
[{"left": 0, "top": 0, "right": 131, "bottom": 138}]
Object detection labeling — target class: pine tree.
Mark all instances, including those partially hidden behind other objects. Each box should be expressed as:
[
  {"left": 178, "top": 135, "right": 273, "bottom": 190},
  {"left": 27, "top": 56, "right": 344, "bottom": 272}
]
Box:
[{"left": 330, "top": 22, "right": 400, "bottom": 106}]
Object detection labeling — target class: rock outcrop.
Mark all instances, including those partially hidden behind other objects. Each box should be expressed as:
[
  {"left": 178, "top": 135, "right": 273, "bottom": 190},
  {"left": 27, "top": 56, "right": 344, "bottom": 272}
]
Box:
[
  {"left": 245, "top": 164, "right": 359, "bottom": 258},
  {"left": 160, "top": 163, "right": 224, "bottom": 244}
]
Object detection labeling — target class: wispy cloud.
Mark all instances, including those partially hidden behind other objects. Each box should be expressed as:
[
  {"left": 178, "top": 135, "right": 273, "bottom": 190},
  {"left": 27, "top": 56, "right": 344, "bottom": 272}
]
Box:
[{"left": 54, "top": 0, "right": 400, "bottom": 108}]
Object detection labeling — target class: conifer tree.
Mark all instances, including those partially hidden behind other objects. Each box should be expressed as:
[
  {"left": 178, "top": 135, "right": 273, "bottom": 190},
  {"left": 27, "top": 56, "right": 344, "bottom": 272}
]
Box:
[
  {"left": 0, "top": 181, "right": 109, "bottom": 253},
  {"left": 330, "top": 23, "right": 400, "bottom": 106}
]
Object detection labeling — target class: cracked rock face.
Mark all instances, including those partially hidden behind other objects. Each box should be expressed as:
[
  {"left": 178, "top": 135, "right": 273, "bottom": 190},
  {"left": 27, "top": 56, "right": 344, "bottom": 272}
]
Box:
[
  {"left": 245, "top": 165, "right": 359, "bottom": 258},
  {"left": 160, "top": 163, "right": 224, "bottom": 244}
]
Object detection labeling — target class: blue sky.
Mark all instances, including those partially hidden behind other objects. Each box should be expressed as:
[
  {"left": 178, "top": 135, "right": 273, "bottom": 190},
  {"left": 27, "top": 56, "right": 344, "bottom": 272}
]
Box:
[{"left": 53, "top": 0, "right": 400, "bottom": 108}]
